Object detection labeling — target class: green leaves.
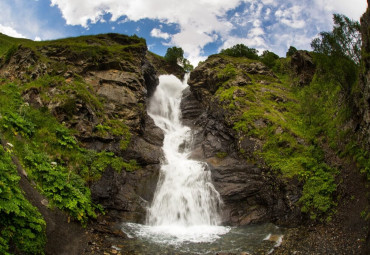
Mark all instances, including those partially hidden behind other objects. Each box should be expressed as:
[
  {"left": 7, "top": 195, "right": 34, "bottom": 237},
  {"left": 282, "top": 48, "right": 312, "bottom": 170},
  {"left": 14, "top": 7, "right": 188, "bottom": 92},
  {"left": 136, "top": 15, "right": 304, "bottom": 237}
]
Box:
[
  {"left": 164, "top": 46, "right": 184, "bottom": 64},
  {"left": 0, "top": 146, "right": 46, "bottom": 254},
  {"left": 164, "top": 46, "right": 193, "bottom": 72},
  {"left": 286, "top": 46, "right": 298, "bottom": 57},
  {"left": 1, "top": 112, "right": 35, "bottom": 137},
  {"left": 299, "top": 165, "right": 337, "bottom": 220},
  {"left": 220, "top": 44, "right": 259, "bottom": 60},
  {"left": 311, "top": 14, "right": 360, "bottom": 98},
  {"left": 23, "top": 147, "right": 96, "bottom": 225},
  {"left": 55, "top": 127, "right": 77, "bottom": 149},
  {"left": 312, "top": 14, "right": 361, "bottom": 65}
]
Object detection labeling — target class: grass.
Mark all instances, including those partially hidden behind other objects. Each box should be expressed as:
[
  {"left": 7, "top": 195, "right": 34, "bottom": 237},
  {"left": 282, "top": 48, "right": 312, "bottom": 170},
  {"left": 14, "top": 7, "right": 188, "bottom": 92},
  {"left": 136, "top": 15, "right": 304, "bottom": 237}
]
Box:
[
  {"left": 211, "top": 54, "right": 338, "bottom": 219},
  {"left": 0, "top": 144, "right": 46, "bottom": 255},
  {"left": 0, "top": 75, "right": 138, "bottom": 226}
]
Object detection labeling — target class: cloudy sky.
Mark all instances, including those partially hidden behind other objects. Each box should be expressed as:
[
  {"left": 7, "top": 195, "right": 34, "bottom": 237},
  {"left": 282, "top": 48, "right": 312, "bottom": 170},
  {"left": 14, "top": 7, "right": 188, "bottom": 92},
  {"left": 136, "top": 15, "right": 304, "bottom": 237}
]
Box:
[{"left": 0, "top": 0, "right": 367, "bottom": 65}]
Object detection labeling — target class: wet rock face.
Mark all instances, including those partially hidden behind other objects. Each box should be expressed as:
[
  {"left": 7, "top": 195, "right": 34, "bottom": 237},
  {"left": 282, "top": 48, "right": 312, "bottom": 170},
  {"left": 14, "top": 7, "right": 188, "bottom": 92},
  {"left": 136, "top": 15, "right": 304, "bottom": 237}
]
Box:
[{"left": 184, "top": 56, "right": 302, "bottom": 226}]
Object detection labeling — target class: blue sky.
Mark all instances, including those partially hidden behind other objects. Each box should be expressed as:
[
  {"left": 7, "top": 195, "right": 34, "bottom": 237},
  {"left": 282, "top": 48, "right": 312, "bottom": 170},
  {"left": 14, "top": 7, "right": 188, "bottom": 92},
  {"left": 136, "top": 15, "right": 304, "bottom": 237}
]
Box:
[{"left": 0, "top": 0, "right": 367, "bottom": 65}]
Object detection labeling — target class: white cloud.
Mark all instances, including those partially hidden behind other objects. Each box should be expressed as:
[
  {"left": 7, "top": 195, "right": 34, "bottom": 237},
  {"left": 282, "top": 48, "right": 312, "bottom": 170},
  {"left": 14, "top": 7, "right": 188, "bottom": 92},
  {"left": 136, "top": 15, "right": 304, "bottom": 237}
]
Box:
[
  {"left": 0, "top": 24, "right": 26, "bottom": 38},
  {"left": 314, "top": 0, "right": 367, "bottom": 21},
  {"left": 46, "top": 0, "right": 369, "bottom": 65},
  {"left": 49, "top": 0, "right": 241, "bottom": 64},
  {"left": 0, "top": 0, "right": 62, "bottom": 41},
  {"left": 34, "top": 36, "right": 41, "bottom": 41},
  {"left": 150, "top": 28, "right": 171, "bottom": 40},
  {"left": 275, "top": 5, "right": 305, "bottom": 29}
]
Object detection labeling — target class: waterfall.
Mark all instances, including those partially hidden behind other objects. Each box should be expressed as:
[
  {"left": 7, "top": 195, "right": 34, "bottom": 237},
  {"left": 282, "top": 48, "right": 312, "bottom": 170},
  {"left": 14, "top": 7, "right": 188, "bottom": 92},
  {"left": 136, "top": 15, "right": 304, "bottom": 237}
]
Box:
[
  {"left": 147, "top": 74, "right": 222, "bottom": 227},
  {"left": 120, "top": 74, "right": 284, "bottom": 252}
]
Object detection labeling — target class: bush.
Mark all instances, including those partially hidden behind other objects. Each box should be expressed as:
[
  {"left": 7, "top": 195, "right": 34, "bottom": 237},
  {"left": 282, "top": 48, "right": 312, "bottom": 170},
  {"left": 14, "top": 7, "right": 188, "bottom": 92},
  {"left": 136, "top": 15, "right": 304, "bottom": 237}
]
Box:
[
  {"left": 0, "top": 146, "right": 46, "bottom": 254},
  {"left": 260, "top": 50, "right": 279, "bottom": 68},
  {"left": 220, "top": 44, "right": 259, "bottom": 60},
  {"left": 286, "top": 46, "right": 298, "bottom": 57},
  {"left": 164, "top": 46, "right": 184, "bottom": 64}
]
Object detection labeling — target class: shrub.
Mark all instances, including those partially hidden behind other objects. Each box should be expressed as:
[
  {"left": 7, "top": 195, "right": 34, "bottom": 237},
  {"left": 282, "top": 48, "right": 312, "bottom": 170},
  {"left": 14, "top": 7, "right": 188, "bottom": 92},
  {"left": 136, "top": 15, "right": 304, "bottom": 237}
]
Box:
[{"left": 220, "top": 44, "right": 259, "bottom": 60}]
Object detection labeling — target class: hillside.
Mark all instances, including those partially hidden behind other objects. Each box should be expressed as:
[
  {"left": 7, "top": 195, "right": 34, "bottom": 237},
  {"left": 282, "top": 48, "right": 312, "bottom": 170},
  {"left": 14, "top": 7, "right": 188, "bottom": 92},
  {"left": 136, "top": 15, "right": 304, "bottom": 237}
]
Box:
[
  {"left": 0, "top": 24, "right": 369, "bottom": 255},
  {"left": 0, "top": 32, "right": 184, "bottom": 254}
]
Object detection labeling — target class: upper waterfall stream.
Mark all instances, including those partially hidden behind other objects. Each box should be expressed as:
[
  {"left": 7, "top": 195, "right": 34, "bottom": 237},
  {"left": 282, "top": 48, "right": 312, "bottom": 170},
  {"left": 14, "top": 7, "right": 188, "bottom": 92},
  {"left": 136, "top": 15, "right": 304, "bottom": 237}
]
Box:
[
  {"left": 119, "top": 74, "right": 284, "bottom": 254},
  {"left": 147, "top": 74, "right": 222, "bottom": 228}
]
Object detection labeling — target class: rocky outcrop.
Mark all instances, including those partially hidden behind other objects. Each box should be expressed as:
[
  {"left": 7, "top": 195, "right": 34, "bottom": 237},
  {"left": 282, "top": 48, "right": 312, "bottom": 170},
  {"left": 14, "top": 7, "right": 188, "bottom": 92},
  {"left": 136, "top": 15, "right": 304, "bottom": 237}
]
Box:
[
  {"left": 358, "top": 2, "right": 370, "bottom": 253},
  {"left": 290, "top": 50, "right": 315, "bottom": 86},
  {"left": 357, "top": 3, "right": 370, "bottom": 150},
  {"left": 184, "top": 55, "right": 302, "bottom": 226},
  {"left": 0, "top": 33, "right": 184, "bottom": 224}
]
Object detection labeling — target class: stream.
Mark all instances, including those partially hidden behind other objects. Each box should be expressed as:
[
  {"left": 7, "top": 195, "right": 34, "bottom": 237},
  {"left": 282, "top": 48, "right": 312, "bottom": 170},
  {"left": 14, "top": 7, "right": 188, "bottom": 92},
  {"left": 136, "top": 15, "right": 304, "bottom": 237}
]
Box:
[{"left": 119, "top": 75, "right": 284, "bottom": 254}]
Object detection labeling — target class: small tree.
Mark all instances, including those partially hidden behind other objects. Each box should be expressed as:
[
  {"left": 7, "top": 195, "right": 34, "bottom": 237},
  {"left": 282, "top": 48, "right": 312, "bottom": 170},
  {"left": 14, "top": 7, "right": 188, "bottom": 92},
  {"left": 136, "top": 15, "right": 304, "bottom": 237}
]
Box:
[
  {"left": 260, "top": 50, "right": 279, "bottom": 68},
  {"left": 311, "top": 14, "right": 360, "bottom": 97},
  {"left": 164, "top": 46, "right": 184, "bottom": 65},
  {"left": 311, "top": 14, "right": 361, "bottom": 65},
  {"left": 182, "top": 59, "right": 193, "bottom": 72},
  {"left": 286, "top": 46, "right": 298, "bottom": 57},
  {"left": 220, "top": 44, "right": 259, "bottom": 60}
]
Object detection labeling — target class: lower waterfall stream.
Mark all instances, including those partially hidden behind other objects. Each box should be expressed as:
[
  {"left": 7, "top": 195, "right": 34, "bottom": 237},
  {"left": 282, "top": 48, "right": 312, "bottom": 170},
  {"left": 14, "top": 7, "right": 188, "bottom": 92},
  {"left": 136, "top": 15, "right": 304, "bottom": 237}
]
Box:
[{"left": 119, "top": 75, "right": 284, "bottom": 254}]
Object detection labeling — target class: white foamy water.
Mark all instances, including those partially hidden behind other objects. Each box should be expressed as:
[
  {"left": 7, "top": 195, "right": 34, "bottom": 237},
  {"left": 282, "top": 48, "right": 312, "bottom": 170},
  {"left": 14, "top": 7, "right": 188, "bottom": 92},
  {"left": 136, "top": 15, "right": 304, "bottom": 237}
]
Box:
[
  {"left": 119, "top": 75, "right": 284, "bottom": 253},
  {"left": 145, "top": 74, "right": 227, "bottom": 241},
  {"left": 124, "top": 74, "right": 227, "bottom": 243}
]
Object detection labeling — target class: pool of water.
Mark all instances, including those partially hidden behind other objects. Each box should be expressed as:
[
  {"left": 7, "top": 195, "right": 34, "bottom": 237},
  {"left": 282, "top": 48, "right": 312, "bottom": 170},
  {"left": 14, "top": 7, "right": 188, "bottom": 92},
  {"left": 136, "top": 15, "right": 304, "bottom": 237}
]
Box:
[{"left": 113, "top": 222, "right": 284, "bottom": 255}]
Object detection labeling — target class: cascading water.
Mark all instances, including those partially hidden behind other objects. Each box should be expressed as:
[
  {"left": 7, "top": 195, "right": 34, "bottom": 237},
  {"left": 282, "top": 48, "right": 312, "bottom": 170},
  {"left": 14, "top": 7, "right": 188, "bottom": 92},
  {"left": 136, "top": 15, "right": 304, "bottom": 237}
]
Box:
[
  {"left": 119, "top": 75, "right": 284, "bottom": 254},
  {"left": 146, "top": 74, "right": 222, "bottom": 227}
]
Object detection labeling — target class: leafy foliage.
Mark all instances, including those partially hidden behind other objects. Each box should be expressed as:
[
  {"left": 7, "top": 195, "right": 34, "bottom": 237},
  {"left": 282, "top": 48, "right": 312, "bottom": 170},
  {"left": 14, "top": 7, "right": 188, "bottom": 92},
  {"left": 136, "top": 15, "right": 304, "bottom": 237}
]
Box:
[
  {"left": 217, "top": 64, "right": 237, "bottom": 80},
  {"left": 0, "top": 78, "right": 137, "bottom": 227},
  {"left": 0, "top": 146, "right": 46, "bottom": 254},
  {"left": 311, "top": 14, "right": 361, "bottom": 64},
  {"left": 286, "top": 46, "right": 298, "bottom": 57},
  {"left": 23, "top": 147, "right": 97, "bottom": 224},
  {"left": 260, "top": 50, "right": 279, "bottom": 68},
  {"left": 164, "top": 46, "right": 184, "bottom": 64},
  {"left": 164, "top": 46, "right": 193, "bottom": 72},
  {"left": 220, "top": 44, "right": 259, "bottom": 59},
  {"left": 4, "top": 45, "right": 18, "bottom": 64},
  {"left": 182, "top": 58, "right": 194, "bottom": 72},
  {"left": 213, "top": 54, "right": 338, "bottom": 219}
]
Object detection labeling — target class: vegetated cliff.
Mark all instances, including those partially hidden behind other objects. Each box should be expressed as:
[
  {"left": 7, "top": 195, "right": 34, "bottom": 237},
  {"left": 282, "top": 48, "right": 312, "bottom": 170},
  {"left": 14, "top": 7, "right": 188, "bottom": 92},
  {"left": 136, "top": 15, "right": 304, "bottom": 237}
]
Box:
[
  {"left": 0, "top": 24, "right": 369, "bottom": 255},
  {"left": 0, "top": 32, "right": 184, "bottom": 254},
  {"left": 357, "top": 3, "right": 370, "bottom": 151},
  {"left": 184, "top": 55, "right": 305, "bottom": 226},
  {"left": 357, "top": 2, "right": 370, "bottom": 251},
  {"left": 184, "top": 47, "right": 369, "bottom": 253}
]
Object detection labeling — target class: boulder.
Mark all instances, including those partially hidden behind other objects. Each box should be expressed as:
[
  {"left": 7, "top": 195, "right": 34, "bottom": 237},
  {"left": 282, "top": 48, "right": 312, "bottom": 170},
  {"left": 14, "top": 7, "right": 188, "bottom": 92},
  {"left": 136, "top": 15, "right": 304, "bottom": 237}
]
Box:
[{"left": 290, "top": 50, "right": 315, "bottom": 86}]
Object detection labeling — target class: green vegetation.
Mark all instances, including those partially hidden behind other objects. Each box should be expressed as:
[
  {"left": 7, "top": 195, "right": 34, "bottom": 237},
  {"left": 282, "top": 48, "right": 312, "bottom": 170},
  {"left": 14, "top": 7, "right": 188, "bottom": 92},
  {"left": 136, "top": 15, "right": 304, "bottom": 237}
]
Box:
[
  {"left": 0, "top": 32, "right": 144, "bottom": 253},
  {"left": 260, "top": 50, "right": 280, "bottom": 68},
  {"left": 164, "top": 46, "right": 193, "bottom": 72},
  {"left": 311, "top": 14, "right": 361, "bottom": 64},
  {"left": 215, "top": 67, "right": 337, "bottom": 219},
  {"left": 0, "top": 33, "right": 146, "bottom": 70},
  {"left": 214, "top": 43, "right": 340, "bottom": 219},
  {"left": 214, "top": 13, "right": 369, "bottom": 220},
  {"left": 0, "top": 145, "right": 46, "bottom": 254},
  {"left": 286, "top": 46, "right": 298, "bottom": 57},
  {"left": 165, "top": 46, "right": 184, "bottom": 64},
  {"left": 220, "top": 44, "right": 259, "bottom": 60}
]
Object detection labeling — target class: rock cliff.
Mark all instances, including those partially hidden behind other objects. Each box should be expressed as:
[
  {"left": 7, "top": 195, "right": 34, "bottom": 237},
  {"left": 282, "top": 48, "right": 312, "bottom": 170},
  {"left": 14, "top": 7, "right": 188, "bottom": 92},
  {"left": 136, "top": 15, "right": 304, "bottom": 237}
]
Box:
[
  {"left": 357, "top": 2, "right": 370, "bottom": 150},
  {"left": 0, "top": 33, "right": 185, "bottom": 254},
  {"left": 184, "top": 55, "right": 302, "bottom": 225}
]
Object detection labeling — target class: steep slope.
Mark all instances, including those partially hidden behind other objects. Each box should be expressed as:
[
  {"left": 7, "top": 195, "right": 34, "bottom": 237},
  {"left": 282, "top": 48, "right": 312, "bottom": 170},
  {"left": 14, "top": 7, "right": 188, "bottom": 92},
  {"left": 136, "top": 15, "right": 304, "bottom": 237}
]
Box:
[
  {"left": 184, "top": 50, "right": 369, "bottom": 253},
  {"left": 0, "top": 33, "right": 184, "bottom": 254}
]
